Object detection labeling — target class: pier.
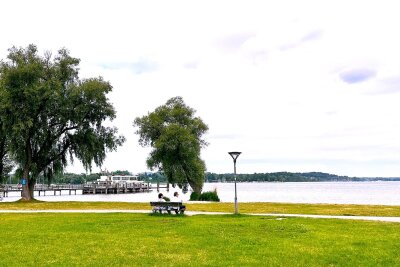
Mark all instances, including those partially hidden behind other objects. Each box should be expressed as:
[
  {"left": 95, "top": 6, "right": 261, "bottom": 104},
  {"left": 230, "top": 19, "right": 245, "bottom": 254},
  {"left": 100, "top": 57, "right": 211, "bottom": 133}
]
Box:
[
  {"left": 1, "top": 184, "right": 82, "bottom": 197},
  {"left": 0, "top": 182, "right": 170, "bottom": 198}
]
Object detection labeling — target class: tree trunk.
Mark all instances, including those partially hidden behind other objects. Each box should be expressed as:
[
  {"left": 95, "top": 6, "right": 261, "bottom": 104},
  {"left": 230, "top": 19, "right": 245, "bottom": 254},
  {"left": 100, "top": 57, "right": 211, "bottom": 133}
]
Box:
[
  {"left": 21, "top": 138, "right": 35, "bottom": 201},
  {"left": 188, "top": 179, "right": 203, "bottom": 194},
  {"left": 21, "top": 166, "right": 34, "bottom": 201},
  {"left": 191, "top": 185, "right": 202, "bottom": 194}
]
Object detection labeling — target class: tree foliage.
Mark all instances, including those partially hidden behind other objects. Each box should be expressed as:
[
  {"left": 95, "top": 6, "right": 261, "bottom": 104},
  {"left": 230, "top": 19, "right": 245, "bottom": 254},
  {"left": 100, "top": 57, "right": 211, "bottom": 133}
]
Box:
[
  {"left": 0, "top": 142, "right": 14, "bottom": 183},
  {"left": 112, "top": 170, "right": 131, "bottom": 176},
  {"left": 50, "top": 172, "right": 100, "bottom": 184},
  {"left": 0, "top": 44, "right": 125, "bottom": 200},
  {"left": 133, "top": 97, "right": 208, "bottom": 193},
  {"left": 138, "top": 172, "right": 167, "bottom": 183},
  {"left": 0, "top": 59, "right": 17, "bottom": 184}
]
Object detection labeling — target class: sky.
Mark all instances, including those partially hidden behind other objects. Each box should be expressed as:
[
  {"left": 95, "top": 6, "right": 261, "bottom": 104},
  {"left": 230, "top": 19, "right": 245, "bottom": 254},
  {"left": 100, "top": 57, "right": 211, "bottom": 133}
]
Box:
[{"left": 1, "top": 0, "right": 400, "bottom": 177}]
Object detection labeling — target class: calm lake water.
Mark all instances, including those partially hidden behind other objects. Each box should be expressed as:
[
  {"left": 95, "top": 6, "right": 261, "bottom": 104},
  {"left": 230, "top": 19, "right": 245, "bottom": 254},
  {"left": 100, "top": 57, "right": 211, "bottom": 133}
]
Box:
[{"left": 2, "top": 182, "right": 400, "bottom": 205}]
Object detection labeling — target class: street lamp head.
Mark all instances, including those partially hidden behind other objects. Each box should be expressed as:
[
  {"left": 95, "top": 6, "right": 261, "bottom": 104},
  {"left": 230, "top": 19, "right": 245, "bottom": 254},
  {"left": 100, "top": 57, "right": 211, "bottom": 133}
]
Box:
[{"left": 228, "top": 151, "right": 241, "bottom": 162}]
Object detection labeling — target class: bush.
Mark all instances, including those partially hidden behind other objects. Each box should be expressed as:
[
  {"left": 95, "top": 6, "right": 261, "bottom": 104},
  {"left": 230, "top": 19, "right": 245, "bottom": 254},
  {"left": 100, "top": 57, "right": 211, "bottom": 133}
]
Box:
[
  {"left": 190, "top": 191, "right": 200, "bottom": 201},
  {"left": 199, "top": 190, "right": 220, "bottom": 202},
  {"left": 190, "top": 189, "right": 220, "bottom": 202}
]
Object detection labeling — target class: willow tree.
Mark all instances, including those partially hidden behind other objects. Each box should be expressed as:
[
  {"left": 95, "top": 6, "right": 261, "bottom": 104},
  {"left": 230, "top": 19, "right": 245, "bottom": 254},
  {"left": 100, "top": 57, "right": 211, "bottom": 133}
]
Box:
[
  {"left": 0, "top": 122, "right": 14, "bottom": 183},
  {"left": 0, "top": 44, "right": 125, "bottom": 200},
  {"left": 133, "top": 97, "right": 208, "bottom": 193}
]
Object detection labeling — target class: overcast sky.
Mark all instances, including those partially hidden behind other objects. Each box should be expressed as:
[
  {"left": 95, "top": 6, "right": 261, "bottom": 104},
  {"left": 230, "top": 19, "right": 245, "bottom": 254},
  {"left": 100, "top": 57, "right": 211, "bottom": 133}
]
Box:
[{"left": 1, "top": 0, "right": 400, "bottom": 177}]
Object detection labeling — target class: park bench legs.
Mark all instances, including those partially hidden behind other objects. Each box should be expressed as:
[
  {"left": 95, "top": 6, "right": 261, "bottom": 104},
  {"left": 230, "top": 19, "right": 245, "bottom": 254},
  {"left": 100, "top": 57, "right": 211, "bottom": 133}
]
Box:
[
  {"left": 150, "top": 202, "right": 185, "bottom": 215},
  {"left": 174, "top": 209, "right": 185, "bottom": 214},
  {"left": 153, "top": 208, "right": 183, "bottom": 214}
]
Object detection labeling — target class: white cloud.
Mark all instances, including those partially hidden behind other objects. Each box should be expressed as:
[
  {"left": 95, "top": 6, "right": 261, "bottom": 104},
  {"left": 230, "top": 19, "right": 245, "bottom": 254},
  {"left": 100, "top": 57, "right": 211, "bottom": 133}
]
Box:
[{"left": 1, "top": 0, "right": 400, "bottom": 176}]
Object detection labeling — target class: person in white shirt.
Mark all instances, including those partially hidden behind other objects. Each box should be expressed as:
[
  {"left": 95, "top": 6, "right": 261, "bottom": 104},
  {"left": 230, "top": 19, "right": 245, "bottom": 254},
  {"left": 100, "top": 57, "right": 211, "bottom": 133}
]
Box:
[
  {"left": 172, "top": 191, "right": 186, "bottom": 214},
  {"left": 158, "top": 193, "right": 166, "bottom": 202}
]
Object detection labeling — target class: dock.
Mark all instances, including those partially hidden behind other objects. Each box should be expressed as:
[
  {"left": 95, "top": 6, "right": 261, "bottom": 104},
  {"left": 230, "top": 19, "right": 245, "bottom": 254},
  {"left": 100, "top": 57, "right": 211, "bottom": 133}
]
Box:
[
  {"left": 1, "top": 182, "right": 170, "bottom": 198},
  {"left": 1, "top": 184, "right": 82, "bottom": 197}
]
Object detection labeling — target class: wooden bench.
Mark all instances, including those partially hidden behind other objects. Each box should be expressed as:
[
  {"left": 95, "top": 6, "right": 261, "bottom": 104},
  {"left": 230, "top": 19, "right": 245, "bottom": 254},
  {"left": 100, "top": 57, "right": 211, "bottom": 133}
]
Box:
[{"left": 150, "top": 201, "right": 186, "bottom": 214}]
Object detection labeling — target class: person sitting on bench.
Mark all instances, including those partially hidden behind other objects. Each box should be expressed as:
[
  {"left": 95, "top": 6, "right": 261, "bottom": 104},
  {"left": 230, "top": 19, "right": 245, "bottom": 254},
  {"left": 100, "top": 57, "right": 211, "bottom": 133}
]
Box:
[
  {"left": 158, "top": 193, "right": 166, "bottom": 202},
  {"left": 172, "top": 191, "right": 186, "bottom": 214}
]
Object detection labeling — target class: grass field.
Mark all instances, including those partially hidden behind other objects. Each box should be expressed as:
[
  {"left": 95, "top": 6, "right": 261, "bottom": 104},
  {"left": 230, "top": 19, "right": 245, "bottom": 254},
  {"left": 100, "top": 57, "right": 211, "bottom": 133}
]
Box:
[
  {"left": 0, "top": 213, "right": 399, "bottom": 266},
  {"left": 1, "top": 200, "right": 400, "bottom": 217}
]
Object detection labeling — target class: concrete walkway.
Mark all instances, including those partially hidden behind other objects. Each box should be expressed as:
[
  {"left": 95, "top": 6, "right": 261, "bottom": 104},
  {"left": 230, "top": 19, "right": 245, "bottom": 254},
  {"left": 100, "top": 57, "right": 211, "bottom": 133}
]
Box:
[{"left": 1, "top": 209, "right": 400, "bottom": 223}]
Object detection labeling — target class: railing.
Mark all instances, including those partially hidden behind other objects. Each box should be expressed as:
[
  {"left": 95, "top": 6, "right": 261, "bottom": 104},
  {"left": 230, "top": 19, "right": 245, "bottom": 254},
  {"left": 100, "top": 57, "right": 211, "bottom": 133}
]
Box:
[
  {"left": 0, "top": 182, "right": 172, "bottom": 197},
  {"left": 2, "top": 184, "right": 84, "bottom": 191}
]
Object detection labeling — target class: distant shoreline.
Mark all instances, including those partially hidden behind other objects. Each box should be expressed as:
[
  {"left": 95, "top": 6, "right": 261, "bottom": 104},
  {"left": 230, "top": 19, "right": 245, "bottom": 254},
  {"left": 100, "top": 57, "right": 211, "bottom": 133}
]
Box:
[
  {"left": 204, "top": 171, "right": 400, "bottom": 183},
  {"left": 205, "top": 179, "right": 400, "bottom": 183}
]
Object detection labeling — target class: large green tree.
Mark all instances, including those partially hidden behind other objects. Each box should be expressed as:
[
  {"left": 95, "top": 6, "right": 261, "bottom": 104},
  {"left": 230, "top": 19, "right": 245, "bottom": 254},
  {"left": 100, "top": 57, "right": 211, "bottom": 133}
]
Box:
[
  {"left": 133, "top": 97, "right": 208, "bottom": 193},
  {"left": 0, "top": 127, "right": 14, "bottom": 183},
  {"left": 0, "top": 44, "right": 125, "bottom": 200}
]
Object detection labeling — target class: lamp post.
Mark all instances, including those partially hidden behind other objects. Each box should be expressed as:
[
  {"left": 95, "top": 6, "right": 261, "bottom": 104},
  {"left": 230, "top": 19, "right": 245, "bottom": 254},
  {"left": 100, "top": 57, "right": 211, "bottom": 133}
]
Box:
[{"left": 228, "top": 151, "right": 241, "bottom": 214}]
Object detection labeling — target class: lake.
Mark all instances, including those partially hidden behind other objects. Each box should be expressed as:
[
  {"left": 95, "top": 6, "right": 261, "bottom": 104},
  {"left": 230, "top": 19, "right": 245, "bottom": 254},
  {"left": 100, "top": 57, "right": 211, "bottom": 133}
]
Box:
[
  {"left": 204, "top": 181, "right": 400, "bottom": 205},
  {"left": 2, "top": 181, "right": 400, "bottom": 205}
]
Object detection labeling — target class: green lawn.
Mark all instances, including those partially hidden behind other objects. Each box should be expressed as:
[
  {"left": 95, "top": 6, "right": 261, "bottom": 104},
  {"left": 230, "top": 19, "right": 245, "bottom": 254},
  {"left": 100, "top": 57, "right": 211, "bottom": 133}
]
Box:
[
  {"left": 2, "top": 200, "right": 400, "bottom": 217},
  {"left": 0, "top": 213, "right": 399, "bottom": 266}
]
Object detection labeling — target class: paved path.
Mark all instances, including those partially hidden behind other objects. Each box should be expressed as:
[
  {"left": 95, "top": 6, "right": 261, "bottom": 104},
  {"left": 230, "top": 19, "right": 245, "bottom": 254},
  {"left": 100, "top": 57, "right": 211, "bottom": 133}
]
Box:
[{"left": 1, "top": 209, "right": 400, "bottom": 223}]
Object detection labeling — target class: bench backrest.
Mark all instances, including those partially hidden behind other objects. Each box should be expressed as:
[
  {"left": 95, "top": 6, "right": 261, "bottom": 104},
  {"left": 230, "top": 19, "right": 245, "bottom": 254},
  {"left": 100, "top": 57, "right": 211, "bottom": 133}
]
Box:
[{"left": 150, "top": 201, "right": 182, "bottom": 207}]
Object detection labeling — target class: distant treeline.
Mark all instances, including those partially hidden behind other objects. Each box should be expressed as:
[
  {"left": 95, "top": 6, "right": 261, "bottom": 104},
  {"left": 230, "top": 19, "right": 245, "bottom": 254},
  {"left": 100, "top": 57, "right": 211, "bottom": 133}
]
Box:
[
  {"left": 3, "top": 171, "right": 400, "bottom": 185},
  {"left": 46, "top": 171, "right": 165, "bottom": 184},
  {"left": 3, "top": 173, "right": 100, "bottom": 185},
  {"left": 205, "top": 172, "right": 400, "bottom": 182},
  {"left": 120, "top": 171, "right": 400, "bottom": 183},
  {"left": 52, "top": 173, "right": 101, "bottom": 184}
]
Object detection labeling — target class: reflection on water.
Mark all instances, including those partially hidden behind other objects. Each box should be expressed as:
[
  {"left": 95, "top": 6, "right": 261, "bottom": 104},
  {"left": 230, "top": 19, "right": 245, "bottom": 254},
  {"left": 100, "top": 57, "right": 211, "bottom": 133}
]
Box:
[{"left": 2, "top": 182, "right": 400, "bottom": 205}]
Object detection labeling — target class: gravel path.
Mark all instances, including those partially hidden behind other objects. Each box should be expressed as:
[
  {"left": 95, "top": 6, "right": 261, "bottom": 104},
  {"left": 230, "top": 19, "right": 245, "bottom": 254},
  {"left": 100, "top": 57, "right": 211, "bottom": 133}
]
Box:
[{"left": 0, "top": 209, "right": 399, "bottom": 223}]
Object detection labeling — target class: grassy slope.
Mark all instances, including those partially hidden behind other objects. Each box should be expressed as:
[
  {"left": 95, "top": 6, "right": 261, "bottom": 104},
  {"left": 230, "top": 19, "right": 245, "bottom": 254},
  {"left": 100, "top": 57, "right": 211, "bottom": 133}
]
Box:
[
  {"left": 1, "top": 200, "right": 400, "bottom": 217},
  {"left": 0, "top": 213, "right": 399, "bottom": 266}
]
